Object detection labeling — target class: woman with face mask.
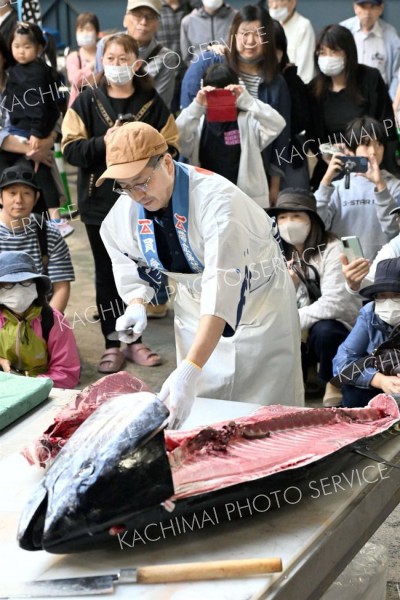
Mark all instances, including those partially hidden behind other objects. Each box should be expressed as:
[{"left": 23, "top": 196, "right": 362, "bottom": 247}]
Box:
[
  {"left": 61, "top": 33, "right": 179, "bottom": 374},
  {"left": 268, "top": 188, "right": 362, "bottom": 407},
  {"left": 333, "top": 257, "right": 400, "bottom": 407},
  {"left": 306, "top": 24, "right": 397, "bottom": 190},
  {"left": 0, "top": 251, "right": 80, "bottom": 388},
  {"left": 66, "top": 13, "right": 100, "bottom": 108}
]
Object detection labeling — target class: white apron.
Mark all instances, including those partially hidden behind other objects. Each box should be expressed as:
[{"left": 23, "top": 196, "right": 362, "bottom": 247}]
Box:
[{"left": 101, "top": 162, "right": 304, "bottom": 407}]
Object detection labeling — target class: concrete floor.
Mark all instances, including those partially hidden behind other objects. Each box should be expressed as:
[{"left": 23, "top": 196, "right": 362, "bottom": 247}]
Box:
[{"left": 63, "top": 169, "right": 400, "bottom": 599}]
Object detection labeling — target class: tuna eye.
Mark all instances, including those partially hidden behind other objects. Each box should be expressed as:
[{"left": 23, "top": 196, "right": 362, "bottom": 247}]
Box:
[{"left": 78, "top": 462, "right": 95, "bottom": 479}]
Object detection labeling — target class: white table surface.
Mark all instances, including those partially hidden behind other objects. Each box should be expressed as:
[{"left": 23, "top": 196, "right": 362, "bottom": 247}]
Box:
[{"left": 1, "top": 390, "right": 400, "bottom": 600}]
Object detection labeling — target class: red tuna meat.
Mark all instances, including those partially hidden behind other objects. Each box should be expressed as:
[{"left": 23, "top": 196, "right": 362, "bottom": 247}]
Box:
[{"left": 166, "top": 395, "right": 400, "bottom": 500}]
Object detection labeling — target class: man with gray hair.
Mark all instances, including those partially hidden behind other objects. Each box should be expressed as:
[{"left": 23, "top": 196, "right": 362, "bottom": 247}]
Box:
[{"left": 96, "top": 0, "right": 177, "bottom": 108}]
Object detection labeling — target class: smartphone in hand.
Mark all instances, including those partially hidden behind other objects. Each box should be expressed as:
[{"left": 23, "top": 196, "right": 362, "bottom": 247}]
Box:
[
  {"left": 341, "top": 236, "right": 364, "bottom": 262},
  {"left": 338, "top": 156, "right": 369, "bottom": 173}
]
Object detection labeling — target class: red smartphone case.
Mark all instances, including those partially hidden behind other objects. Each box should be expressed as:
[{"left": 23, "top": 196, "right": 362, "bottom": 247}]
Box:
[{"left": 206, "top": 89, "right": 237, "bottom": 122}]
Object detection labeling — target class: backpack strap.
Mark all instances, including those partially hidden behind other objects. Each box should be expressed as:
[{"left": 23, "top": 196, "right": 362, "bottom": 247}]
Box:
[
  {"left": 32, "top": 214, "right": 49, "bottom": 276},
  {"left": 40, "top": 303, "right": 55, "bottom": 343},
  {"left": 92, "top": 87, "right": 154, "bottom": 126},
  {"left": 92, "top": 88, "right": 116, "bottom": 128},
  {"left": 146, "top": 43, "right": 163, "bottom": 61}
]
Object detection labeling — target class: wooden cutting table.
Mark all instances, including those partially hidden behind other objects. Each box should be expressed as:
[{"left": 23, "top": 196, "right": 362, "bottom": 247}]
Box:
[{"left": 1, "top": 389, "right": 400, "bottom": 600}]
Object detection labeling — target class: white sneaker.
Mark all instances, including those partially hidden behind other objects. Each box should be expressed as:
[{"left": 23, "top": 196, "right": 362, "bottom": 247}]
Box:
[{"left": 50, "top": 219, "right": 75, "bottom": 238}]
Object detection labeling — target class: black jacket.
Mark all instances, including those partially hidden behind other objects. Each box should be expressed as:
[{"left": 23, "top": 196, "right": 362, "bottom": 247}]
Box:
[
  {"left": 4, "top": 59, "right": 60, "bottom": 137},
  {"left": 306, "top": 64, "right": 398, "bottom": 187},
  {"left": 61, "top": 83, "right": 179, "bottom": 225}
]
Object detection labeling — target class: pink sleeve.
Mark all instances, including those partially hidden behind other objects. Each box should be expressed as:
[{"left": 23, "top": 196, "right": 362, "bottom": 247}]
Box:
[
  {"left": 38, "top": 309, "right": 81, "bottom": 389},
  {"left": 66, "top": 50, "right": 94, "bottom": 88}
]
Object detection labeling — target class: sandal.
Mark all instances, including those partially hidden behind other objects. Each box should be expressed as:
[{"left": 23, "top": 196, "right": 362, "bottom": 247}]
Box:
[
  {"left": 124, "top": 343, "right": 162, "bottom": 367},
  {"left": 97, "top": 348, "right": 126, "bottom": 374}
]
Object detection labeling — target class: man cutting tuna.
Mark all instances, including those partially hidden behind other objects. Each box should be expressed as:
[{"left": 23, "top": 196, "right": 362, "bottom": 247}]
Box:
[{"left": 98, "top": 122, "right": 304, "bottom": 428}]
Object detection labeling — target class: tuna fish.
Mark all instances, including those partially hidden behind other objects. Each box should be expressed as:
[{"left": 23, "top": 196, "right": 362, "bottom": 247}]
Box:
[{"left": 18, "top": 393, "right": 400, "bottom": 554}]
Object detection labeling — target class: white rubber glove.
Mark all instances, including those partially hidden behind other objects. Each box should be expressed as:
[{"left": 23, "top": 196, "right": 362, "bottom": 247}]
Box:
[
  {"left": 158, "top": 359, "right": 202, "bottom": 429},
  {"left": 115, "top": 303, "right": 147, "bottom": 343}
]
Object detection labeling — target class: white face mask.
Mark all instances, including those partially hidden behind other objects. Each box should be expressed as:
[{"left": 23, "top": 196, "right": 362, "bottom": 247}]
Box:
[
  {"left": 278, "top": 221, "right": 310, "bottom": 246},
  {"left": 104, "top": 64, "right": 134, "bottom": 85},
  {"left": 375, "top": 298, "right": 400, "bottom": 327},
  {"left": 202, "top": 0, "right": 224, "bottom": 11},
  {"left": 269, "top": 7, "right": 289, "bottom": 22},
  {"left": 318, "top": 56, "right": 345, "bottom": 77},
  {"left": 76, "top": 32, "right": 97, "bottom": 47},
  {"left": 0, "top": 282, "right": 38, "bottom": 314}
]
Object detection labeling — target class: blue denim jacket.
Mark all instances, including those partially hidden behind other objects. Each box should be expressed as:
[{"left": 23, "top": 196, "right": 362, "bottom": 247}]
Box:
[{"left": 333, "top": 301, "right": 393, "bottom": 388}]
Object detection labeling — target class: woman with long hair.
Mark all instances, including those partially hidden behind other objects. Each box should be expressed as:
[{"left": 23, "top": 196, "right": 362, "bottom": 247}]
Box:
[
  {"left": 180, "top": 4, "right": 291, "bottom": 205},
  {"left": 307, "top": 24, "right": 397, "bottom": 190},
  {"left": 268, "top": 188, "right": 361, "bottom": 406},
  {"left": 62, "top": 33, "right": 179, "bottom": 373}
]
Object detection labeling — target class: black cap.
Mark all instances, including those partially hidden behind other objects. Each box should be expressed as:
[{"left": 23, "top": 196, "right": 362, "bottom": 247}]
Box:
[
  {"left": 0, "top": 165, "right": 40, "bottom": 191},
  {"left": 361, "top": 258, "right": 400, "bottom": 299},
  {"left": 267, "top": 188, "right": 326, "bottom": 230}
]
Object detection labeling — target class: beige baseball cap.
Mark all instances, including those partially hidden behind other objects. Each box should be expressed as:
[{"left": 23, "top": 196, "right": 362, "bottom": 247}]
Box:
[
  {"left": 96, "top": 122, "right": 168, "bottom": 187},
  {"left": 126, "top": 0, "right": 162, "bottom": 15}
]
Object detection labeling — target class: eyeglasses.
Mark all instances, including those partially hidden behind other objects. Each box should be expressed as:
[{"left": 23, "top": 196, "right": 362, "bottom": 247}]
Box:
[
  {"left": 0, "top": 281, "right": 34, "bottom": 290},
  {"left": 129, "top": 10, "right": 159, "bottom": 22},
  {"left": 113, "top": 157, "right": 163, "bottom": 197},
  {"left": 0, "top": 170, "right": 35, "bottom": 184}
]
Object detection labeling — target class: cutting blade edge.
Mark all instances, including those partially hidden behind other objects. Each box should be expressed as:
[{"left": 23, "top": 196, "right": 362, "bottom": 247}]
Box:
[{"left": 0, "top": 574, "right": 116, "bottom": 598}]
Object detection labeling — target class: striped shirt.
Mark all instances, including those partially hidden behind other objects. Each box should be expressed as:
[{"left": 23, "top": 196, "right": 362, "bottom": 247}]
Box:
[
  {"left": 239, "top": 73, "right": 262, "bottom": 99},
  {"left": 0, "top": 216, "right": 75, "bottom": 283}
]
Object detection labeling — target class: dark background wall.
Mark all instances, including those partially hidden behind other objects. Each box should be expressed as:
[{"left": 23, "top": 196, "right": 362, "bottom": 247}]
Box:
[{"left": 41, "top": 0, "right": 400, "bottom": 48}]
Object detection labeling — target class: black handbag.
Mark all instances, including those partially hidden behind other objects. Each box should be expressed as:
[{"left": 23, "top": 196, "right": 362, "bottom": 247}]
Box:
[{"left": 291, "top": 263, "right": 321, "bottom": 304}]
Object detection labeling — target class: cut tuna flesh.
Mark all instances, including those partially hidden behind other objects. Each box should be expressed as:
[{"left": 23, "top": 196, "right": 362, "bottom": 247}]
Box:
[
  {"left": 21, "top": 372, "right": 152, "bottom": 467},
  {"left": 166, "top": 394, "right": 400, "bottom": 500}
]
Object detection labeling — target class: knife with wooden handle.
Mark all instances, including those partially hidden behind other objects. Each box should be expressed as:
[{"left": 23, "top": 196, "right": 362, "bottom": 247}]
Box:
[{"left": 0, "top": 557, "right": 282, "bottom": 597}]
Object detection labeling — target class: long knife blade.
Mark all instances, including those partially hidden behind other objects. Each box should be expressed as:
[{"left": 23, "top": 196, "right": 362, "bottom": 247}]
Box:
[
  {"left": 0, "top": 573, "right": 118, "bottom": 598},
  {"left": 0, "top": 558, "right": 283, "bottom": 597}
]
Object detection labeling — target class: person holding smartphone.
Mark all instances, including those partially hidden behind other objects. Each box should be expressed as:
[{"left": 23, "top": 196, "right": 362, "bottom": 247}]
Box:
[
  {"left": 268, "top": 189, "right": 361, "bottom": 407},
  {"left": 176, "top": 63, "right": 285, "bottom": 208},
  {"left": 315, "top": 116, "right": 400, "bottom": 260}
]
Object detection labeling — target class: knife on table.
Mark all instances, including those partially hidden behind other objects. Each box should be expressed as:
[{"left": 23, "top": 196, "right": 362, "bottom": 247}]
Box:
[{"left": 0, "top": 557, "right": 282, "bottom": 597}]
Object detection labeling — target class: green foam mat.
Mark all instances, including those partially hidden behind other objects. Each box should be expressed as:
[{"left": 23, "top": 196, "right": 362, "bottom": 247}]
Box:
[{"left": 0, "top": 373, "right": 53, "bottom": 431}]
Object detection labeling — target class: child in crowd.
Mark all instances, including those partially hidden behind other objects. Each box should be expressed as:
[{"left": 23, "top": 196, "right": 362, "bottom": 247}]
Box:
[
  {"left": 268, "top": 188, "right": 361, "bottom": 407},
  {"left": 2, "top": 22, "right": 72, "bottom": 235},
  {"left": 66, "top": 12, "right": 99, "bottom": 107},
  {"left": 0, "top": 251, "right": 80, "bottom": 388},
  {"left": 4, "top": 22, "right": 60, "bottom": 151},
  {"left": 333, "top": 257, "right": 400, "bottom": 407},
  {"left": 176, "top": 63, "right": 286, "bottom": 208},
  {"left": 0, "top": 165, "right": 75, "bottom": 313},
  {"left": 315, "top": 117, "right": 400, "bottom": 260}
]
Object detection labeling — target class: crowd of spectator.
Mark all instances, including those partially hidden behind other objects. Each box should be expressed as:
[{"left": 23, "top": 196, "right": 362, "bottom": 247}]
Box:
[{"left": 1, "top": 0, "right": 400, "bottom": 410}]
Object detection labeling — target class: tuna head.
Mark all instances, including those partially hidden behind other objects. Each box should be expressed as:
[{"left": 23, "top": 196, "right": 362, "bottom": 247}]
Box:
[{"left": 18, "top": 392, "right": 173, "bottom": 553}]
